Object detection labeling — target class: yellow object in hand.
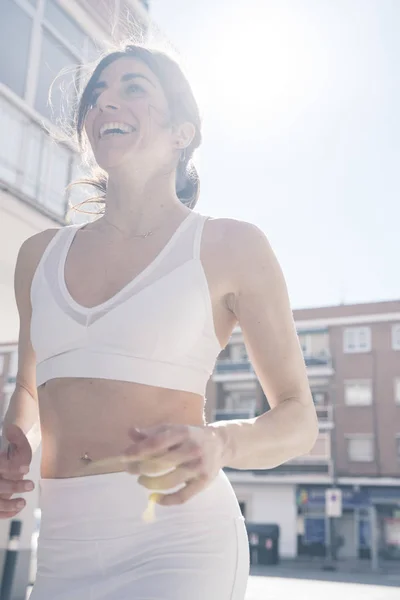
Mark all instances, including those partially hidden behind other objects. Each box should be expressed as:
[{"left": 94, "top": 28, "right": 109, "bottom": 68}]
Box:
[{"left": 142, "top": 493, "right": 160, "bottom": 523}]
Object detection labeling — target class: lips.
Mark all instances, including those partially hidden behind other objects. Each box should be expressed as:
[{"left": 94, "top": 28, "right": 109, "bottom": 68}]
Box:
[{"left": 98, "top": 121, "right": 136, "bottom": 139}]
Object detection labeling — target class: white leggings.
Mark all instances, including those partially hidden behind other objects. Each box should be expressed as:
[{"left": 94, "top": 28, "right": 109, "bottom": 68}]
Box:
[{"left": 30, "top": 470, "right": 249, "bottom": 599}]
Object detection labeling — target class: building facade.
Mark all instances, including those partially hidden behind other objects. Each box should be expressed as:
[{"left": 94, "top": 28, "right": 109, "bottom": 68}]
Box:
[
  {"left": 206, "top": 300, "right": 400, "bottom": 562},
  {"left": 0, "top": 1, "right": 148, "bottom": 597}
]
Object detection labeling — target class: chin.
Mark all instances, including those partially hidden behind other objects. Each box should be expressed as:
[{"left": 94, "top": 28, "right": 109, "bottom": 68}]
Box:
[{"left": 94, "top": 148, "right": 134, "bottom": 171}]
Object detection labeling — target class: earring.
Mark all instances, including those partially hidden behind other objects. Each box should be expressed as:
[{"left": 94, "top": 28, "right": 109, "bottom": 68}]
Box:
[{"left": 180, "top": 147, "right": 187, "bottom": 163}]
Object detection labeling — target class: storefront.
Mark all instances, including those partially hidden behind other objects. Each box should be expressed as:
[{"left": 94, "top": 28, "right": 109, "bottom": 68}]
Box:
[{"left": 296, "top": 485, "right": 400, "bottom": 560}]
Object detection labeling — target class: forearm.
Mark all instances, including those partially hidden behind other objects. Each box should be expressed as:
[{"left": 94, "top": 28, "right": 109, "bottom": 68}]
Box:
[
  {"left": 2, "top": 384, "right": 41, "bottom": 453},
  {"left": 209, "top": 397, "right": 319, "bottom": 470}
]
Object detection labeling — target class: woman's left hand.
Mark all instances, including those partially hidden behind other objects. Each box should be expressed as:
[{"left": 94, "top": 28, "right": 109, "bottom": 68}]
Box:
[{"left": 124, "top": 424, "right": 228, "bottom": 505}]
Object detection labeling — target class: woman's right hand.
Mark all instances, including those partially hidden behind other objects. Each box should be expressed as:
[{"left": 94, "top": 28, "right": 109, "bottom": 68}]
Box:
[{"left": 0, "top": 424, "right": 34, "bottom": 519}]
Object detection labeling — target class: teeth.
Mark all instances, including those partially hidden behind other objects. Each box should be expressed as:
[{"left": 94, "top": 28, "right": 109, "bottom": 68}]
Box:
[{"left": 99, "top": 122, "right": 135, "bottom": 138}]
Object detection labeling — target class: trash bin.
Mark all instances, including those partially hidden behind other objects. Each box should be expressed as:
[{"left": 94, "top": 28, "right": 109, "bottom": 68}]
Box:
[{"left": 246, "top": 523, "right": 280, "bottom": 565}]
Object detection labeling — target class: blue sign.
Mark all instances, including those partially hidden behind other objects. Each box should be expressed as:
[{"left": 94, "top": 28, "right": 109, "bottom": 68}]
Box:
[{"left": 297, "top": 487, "right": 369, "bottom": 509}]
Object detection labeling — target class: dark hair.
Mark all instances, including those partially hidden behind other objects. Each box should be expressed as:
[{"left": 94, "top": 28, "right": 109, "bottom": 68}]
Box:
[{"left": 73, "top": 44, "right": 202, "bottom": 211}]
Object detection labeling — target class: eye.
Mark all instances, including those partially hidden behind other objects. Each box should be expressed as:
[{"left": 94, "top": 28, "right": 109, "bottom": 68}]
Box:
[{"left": 126, "top": 83, "right": 146, "bottom": 95}]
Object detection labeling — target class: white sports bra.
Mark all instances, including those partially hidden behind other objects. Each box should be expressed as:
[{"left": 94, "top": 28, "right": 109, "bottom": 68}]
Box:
[{"left": 30, "top": 211, "right": 222, "bottom": 396}]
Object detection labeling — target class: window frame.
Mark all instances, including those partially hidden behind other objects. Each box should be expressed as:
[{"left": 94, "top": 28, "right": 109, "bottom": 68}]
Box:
[
  {"left": 396, "top": 435, "right": 400, "bottom": 462},
  {"left": 392, "top": 324, "right": 400, "bottom": 351},
  {"left": 395, "top": 378, "right": 400, "bottom": 405},
  {"left": 346, "top": 435, "right": 375, "bottom": 463},
  {"left": 343, "top": 326, "right": 371, "bottom": 354},
  {"left": 3, "top": 0, "right": 100, "bottom": 115},
  {"left": 344, "top": 379, "right": 373, "bottom": 407}
]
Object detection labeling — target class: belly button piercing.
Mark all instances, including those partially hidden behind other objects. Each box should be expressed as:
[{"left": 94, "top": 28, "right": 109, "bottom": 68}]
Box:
[{"left": 80, "top": 452, "right": 92, "bottom": 464}]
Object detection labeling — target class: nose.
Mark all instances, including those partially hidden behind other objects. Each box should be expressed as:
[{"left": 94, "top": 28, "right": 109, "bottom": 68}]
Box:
[{"left": 97, "top": 89, "right": 120, "bottom": 112}]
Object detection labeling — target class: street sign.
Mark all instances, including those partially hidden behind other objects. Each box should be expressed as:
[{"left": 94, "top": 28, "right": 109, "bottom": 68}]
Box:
[{"left": 325, "top": 488, "right": 342, "bottom": 517}]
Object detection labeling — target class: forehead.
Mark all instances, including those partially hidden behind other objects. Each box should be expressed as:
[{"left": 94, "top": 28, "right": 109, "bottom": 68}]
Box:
[{"left": 96, "top": 56, "right": 159, "bottom": 87}]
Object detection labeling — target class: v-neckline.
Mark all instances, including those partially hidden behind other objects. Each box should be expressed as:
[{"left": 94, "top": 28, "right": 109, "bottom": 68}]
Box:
[{"left": 58, "top": 211, "right": 196, "bottom": 314}]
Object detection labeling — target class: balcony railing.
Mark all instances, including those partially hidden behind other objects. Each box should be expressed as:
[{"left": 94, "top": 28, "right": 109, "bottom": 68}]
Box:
[
  {"left": 226, "top": 462, "right": 332, "bottom": 477},
  {"left": 214, "top": 352, "right": 332, "bottom": 381},
  {"left": 0, "top": 86, "right": 77, "bottom": 220},
  {"left": 315, "top": 405, "right": 333, "bottom": 423},
  {"left": 304, "top": 354, "right": 332, "bottom": 368},
  {"left": 214, "top": 360, "right": 254, "bottom": 374}
]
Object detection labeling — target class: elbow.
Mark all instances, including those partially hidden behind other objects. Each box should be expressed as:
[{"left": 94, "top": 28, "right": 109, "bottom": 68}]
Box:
[{"left": 299, "top": 404, "right": 319, "bottom": 455}]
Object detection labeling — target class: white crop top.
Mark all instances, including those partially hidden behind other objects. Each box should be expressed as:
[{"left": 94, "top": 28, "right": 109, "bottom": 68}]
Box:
[{"left": 30, "top": 211, "right": 222, "bottom": 396}]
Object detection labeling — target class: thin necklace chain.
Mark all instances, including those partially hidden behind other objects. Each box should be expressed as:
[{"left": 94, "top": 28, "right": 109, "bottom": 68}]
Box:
[{"left": 101, "top": 208, "right": 177, "bottom": 239}]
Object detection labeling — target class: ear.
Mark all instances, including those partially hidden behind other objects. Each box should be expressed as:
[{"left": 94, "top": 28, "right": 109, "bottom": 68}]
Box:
[{"left": 173, "top": 121, "right": 196, "bottom": 151}]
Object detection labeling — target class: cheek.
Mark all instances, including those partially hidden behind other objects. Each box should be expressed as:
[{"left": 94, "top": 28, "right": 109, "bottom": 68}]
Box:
[{"left": 132, "top": 98, "right": 170, "bottom": 130}]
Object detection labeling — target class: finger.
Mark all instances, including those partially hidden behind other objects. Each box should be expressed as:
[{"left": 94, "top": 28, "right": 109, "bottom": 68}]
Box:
[
  {"left": 157, "top": 476, "right": 208, "bottom": 506},
  {"left": 0, "top": 478, "right": 34, "bottom": 496},
  {"left": 138, "top": 458, "right": 203, "bottom": 491},
  {"left": 137, "top": 440, "right": 202, "bottom": 475},
  {"left": 0, "top": 497, "right": 26, "bottom": 513},
  {"left": 126, "top": 426, "right": 188, "bottom": 459},
  {"left": 3, "top": 425, "right": 32, "bottom": 472}
]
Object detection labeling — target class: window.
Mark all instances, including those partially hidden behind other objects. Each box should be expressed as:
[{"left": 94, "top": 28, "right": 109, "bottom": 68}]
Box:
[
  {"left": 344, "top": 327, "right": 371, "bottom": 353},
  {"left": 230, "top": 344, "right": 248, "bottom": 362},
  {"left": 347, "top": 436, "right": 374, "bottom": 462},
  {"left": 299, "top": 334, "right": 311, "bottom": 355},
  {"left": 395, "top": 379, "right": 400, "bottom": 405},
  {"left": 344, "top": 380, "right": 373, "bottom": 406},
  {"left": 226, "top": 392, "right": 256, "bottom": 412},
  {"left": 7, "top": 352, "right": 18, "bottom": 384},
  {"left": 0, "top": 0, "right": 33, "bottom": 97},
  {"left": 44, "top": 0, "right": 87, "bottom": 54},
  {"left": 307, "top": 433, "right": 330, "bottom": 460},
  {"left": 392, "top": 324, "right": 400, "bottom": 351},
  {"left": 34, "top": 30, "right": 79, "bottom": 123},
  {"left": 0, "top": 391, "right": 13, "bottom": 424},
  {"left": 312, "top": 392, "right": 326, "bottom": 405}
]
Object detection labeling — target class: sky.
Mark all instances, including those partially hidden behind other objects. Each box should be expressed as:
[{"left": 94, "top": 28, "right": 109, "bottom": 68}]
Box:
[{"left": 149, "top": 0, "right": 400, "bottom": 309}]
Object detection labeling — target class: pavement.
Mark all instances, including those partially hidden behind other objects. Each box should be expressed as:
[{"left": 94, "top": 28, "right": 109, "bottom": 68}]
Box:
[
  {"left": 249, "top": 557, "right": 400, "bottom": 585},
  {"left": 246, "top": 574, "right": 400, "bottom": 600},
  {"left": 245, "top": 559, "right": 400, "bottom": 599}
]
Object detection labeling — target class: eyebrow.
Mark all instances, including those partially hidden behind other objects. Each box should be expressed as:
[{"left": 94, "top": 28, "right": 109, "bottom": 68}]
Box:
[{"left": 92, "top": 73, "right": 156, "bottom": 90}]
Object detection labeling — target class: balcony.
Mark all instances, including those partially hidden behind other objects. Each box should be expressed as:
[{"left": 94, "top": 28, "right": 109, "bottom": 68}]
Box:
[
  {"left": 315, "top": 405, "right": 334, "bottom": 429},
  {"left": 303, "top": 353, "right": 334, "bottom": 377},
  {"left": 0, "top": 85, "right": 77, "bottom": 221},
  {"left": 226, "top": 436, "right": 333, "bottom": 482},
  {"left": 213, "top": 360, "right": 257, "bottom": 382}
]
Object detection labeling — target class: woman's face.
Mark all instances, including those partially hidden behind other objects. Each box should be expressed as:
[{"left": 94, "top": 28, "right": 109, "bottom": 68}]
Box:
[{"left": 84, "top": 56, "right": 175, "bottom": 171}]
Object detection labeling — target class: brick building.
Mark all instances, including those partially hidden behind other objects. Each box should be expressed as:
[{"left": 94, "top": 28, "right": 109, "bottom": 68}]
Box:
[{"left": 206, "top": 300, "right": 400, "bottom": 561}]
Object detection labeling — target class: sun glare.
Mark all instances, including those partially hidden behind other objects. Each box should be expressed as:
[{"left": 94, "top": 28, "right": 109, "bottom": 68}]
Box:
[{"left": 189, "top": 3, "right": 325, "bottom": 135}]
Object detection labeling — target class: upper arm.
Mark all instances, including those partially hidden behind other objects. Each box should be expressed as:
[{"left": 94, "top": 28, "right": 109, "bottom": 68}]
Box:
[
  {"left": 225, "top": 222, "right": 312, "bottom": 410},
  {"left": 13, "top": 230, "right": 58, "bottom": 399}
]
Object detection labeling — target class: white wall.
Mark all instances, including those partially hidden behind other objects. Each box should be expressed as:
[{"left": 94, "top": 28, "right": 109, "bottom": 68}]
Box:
[
  {"left": 233, "top": 482, "right": 297, "bottom": 558},
  {"left": 0, "top": 190, "right": 59, "bottom": 344}
]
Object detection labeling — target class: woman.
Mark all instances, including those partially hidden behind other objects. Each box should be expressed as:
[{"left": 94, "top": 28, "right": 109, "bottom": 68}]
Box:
[{"left": 0, "top": 44, "right": 318, "bottom": 599}]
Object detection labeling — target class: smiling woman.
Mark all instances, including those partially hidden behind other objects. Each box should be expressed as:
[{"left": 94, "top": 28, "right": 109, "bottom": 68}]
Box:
[{"left": 2, "top": 41, "right": 317, "bottom": 600}]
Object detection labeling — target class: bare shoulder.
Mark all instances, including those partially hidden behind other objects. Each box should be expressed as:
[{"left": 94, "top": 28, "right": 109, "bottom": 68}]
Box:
[
  {"left": 15, "top": 228, "right": 61, "bottom": 302},
  {"left": 202, "top": 217, "right": 278, "bottom": 287}
]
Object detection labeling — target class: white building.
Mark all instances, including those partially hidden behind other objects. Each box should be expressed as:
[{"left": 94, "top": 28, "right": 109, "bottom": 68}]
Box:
[{"left": 0, "top": 1, "right": 148, "bottom": 596}]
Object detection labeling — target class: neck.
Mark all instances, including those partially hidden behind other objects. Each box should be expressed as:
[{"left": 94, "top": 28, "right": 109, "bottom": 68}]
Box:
[{"left": 103, "top": 167, "right": 186, "bottom": 233}]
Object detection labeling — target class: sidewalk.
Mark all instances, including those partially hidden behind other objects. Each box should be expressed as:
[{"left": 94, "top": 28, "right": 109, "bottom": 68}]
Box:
[{"left": 250, "top": 557, "right": 400, "bottom": 587}]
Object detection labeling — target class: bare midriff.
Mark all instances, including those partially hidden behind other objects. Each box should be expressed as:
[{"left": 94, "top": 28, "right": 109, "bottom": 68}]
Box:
[{"left": 38, "top": 378, "right": 205, "bottom": 479}]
